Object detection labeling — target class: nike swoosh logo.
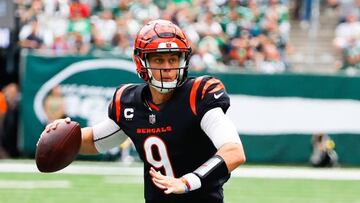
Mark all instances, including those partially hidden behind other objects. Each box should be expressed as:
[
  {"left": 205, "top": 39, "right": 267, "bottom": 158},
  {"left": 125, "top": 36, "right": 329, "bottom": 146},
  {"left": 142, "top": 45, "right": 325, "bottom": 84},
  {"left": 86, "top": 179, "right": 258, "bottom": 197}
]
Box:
[{"left": 214, "top": 92, "right": 224, "bottom": 99}]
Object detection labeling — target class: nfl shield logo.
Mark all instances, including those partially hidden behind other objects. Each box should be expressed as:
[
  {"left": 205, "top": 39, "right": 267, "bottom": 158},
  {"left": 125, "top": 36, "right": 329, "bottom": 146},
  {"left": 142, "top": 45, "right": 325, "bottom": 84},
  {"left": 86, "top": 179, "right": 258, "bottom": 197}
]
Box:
[{"left": 149, "top": 114, "right": 156, "bottom": 124}]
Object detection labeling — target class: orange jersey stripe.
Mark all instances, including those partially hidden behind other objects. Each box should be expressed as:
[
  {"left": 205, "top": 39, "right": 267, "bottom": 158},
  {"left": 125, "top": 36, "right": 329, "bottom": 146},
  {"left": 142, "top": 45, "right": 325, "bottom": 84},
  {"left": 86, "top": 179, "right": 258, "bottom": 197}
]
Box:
[
  {"left": 115, "top": 84, "right": 132, "bottom": 122},
  {"left": 208, "top": 83, "right": 225, "bottom": 94},
  {"left": 0, "top": 93, "right": 7, "bottom": 114},
  {"left": 201, "top": 78, "right": 221, "bottom": 99},
  {"left": 190, "top": 77, "right": 204, "bottom": 116}
]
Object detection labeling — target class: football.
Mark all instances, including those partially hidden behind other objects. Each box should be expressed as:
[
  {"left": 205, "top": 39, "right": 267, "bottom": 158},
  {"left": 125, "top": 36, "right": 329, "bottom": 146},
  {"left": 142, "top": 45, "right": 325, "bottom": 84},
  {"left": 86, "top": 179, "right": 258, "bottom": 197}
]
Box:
[{"left": 36, "top": 121, "right": 82, "bottom": 173}]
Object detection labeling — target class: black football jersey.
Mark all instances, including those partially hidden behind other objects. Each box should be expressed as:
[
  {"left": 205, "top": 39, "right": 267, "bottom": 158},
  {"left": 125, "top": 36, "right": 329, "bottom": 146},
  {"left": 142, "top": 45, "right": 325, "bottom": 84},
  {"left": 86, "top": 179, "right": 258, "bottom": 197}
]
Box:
[{"left": 108, "top": 76, "right": 231, "bottom": 203}]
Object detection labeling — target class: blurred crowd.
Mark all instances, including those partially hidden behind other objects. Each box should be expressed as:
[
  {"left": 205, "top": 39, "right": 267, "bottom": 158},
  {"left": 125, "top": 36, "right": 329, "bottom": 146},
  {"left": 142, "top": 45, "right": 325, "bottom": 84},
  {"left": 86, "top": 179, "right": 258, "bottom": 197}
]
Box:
[
  {"left": 15, "top": 0, "right": 291, "bottom": 73},
  {"left": 0, "top": 83, "right": 20, "bottom": 159},
  {"left": 330, "top": 0, "right": 360, "bottom": 72}
]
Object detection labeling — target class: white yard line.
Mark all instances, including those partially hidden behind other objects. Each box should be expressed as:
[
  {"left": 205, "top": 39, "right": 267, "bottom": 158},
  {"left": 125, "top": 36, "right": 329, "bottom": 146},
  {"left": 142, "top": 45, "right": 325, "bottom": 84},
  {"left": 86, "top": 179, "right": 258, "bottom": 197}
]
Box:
[
  {"left": 0, "top": 180, "right": 71, "bottom": 189},
  {"left": 103, "top": 176, "right": 143, "bottom": 184},
  {"left": 1, "top": 161, "right": 360, "bottom": 180},
  {"left": 232, "top": 167, "right": 360, "bottom": 180}
]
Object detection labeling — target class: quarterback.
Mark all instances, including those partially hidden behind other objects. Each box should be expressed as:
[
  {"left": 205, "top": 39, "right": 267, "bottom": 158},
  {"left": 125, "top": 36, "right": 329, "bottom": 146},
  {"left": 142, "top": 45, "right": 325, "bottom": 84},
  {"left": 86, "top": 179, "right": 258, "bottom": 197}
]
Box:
[{"left": 46, "top": 19, "right": 246, "bottom": 203}]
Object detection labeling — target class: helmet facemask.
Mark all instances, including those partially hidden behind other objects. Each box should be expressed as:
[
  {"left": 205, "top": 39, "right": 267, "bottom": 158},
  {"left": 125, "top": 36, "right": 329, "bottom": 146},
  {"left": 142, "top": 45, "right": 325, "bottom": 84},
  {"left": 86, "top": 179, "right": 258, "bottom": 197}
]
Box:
[{"left": 137, "top": 50, "right": 188, "bottom": 93}]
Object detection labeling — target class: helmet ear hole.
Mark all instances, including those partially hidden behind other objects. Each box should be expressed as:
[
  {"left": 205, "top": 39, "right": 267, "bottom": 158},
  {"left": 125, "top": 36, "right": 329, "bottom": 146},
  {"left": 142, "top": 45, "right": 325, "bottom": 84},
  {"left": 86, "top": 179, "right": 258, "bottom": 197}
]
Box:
[
  {"left": 140, "top": 68, "right": 149, "bottom": 81},
  {"left": 142, "top": 72, "right": 149, "bottom": 81}
]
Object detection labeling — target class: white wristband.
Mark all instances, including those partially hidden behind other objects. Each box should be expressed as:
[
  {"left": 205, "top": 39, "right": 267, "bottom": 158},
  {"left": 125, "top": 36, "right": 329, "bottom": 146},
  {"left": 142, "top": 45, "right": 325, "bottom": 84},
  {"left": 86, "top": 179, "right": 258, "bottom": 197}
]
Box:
[{"left": 182, "top": 173, "right": 202, "bottom": 191}]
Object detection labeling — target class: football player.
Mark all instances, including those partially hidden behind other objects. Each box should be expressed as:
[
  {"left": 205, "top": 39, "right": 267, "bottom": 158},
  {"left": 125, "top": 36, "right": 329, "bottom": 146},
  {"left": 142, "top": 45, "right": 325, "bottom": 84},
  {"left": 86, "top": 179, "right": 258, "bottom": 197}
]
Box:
[{"left": 46, "top": 19, "right": 246, "bottom": 203}]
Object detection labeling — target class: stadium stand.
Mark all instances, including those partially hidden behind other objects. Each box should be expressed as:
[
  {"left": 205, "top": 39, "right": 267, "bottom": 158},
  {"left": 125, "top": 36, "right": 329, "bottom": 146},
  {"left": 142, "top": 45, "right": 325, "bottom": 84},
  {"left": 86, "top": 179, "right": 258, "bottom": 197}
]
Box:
[
  {"left": 13, "top": 0, "right": 293, "bottom": 72},
  {"left": 289, "top": 1, "right": 339, "bottom": 73}
]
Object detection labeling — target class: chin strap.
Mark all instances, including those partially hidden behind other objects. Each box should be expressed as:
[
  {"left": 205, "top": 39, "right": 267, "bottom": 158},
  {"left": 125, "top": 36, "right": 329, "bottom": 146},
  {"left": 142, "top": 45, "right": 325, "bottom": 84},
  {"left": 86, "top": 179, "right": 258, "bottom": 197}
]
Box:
[{"left": 149, "top": 80, "right": 177, "bottom": 93}]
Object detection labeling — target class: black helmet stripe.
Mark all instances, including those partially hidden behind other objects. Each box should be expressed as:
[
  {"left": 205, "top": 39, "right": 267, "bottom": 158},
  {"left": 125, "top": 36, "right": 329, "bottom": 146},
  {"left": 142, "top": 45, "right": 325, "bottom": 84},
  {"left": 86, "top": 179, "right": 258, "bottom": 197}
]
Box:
[{"left": 143, "top": 33, "right": 188, "bottom": 49}]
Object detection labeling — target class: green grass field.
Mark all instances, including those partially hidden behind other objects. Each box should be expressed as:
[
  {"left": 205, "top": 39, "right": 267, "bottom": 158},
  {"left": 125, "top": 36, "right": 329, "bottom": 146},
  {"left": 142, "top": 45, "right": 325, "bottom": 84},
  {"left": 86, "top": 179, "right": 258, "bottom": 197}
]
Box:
[{"left": 0, "top": 161, "right": 359, "bottom": 203}]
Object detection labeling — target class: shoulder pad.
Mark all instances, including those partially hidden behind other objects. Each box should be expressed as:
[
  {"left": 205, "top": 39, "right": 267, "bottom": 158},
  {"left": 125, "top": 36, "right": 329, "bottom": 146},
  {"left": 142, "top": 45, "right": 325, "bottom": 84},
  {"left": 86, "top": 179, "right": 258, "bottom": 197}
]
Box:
[
  {"left": 109, "top": 84, "right": 133, "bottom": 123},
  {"left": 189, "top": 76, "right": 226, "bottom": 116}
]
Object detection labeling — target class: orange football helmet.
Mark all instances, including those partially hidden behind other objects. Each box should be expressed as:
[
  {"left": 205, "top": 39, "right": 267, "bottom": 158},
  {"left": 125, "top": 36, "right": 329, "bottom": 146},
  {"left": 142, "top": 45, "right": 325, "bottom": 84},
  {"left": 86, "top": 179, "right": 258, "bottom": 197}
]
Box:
[{"left": 133, "top": 19, "right": 192, "bottom": 93}]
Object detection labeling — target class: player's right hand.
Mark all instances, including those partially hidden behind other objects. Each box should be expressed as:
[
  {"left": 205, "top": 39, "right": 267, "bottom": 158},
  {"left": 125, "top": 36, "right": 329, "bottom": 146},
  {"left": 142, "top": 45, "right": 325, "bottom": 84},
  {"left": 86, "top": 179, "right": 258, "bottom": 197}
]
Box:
[
  {"left": 45, "top": 117, "right": 71, "bottom": 132},
  {"left": 150, "top": 167, "right": 187, "bottom": 194}
]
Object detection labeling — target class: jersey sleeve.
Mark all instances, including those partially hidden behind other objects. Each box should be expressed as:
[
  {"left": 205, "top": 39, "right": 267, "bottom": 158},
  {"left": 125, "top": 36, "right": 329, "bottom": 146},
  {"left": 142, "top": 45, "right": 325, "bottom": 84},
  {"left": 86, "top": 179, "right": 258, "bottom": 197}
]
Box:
[
  {"left": 92, "top": 117, "right": 128, "bottom": 153},
  {"left": 108, "top": 84, "right": 132, "bottom": 124},
  {"left": 190, "top": 76, "right": 230, "bottom": 119}
]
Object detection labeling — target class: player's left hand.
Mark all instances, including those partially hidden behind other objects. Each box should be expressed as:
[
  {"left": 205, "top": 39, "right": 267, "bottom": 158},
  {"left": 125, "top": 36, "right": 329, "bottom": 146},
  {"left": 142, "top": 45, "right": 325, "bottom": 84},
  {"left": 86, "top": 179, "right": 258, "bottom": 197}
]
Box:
[{"left": 149, "top": 167, "right": 187, "bottom": 194}]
